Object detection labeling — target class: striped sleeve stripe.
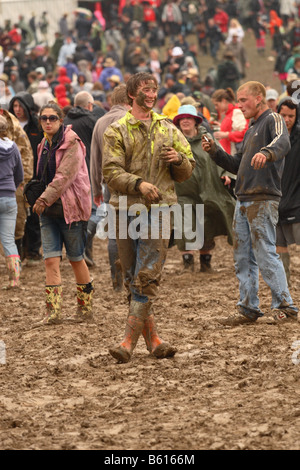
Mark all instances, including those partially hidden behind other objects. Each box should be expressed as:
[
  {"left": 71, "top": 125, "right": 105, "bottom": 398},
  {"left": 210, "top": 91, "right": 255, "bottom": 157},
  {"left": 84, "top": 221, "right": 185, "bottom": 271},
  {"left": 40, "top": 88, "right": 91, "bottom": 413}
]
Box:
[{"left": 266, "top": 112, "right": 283, "bottom": 148}]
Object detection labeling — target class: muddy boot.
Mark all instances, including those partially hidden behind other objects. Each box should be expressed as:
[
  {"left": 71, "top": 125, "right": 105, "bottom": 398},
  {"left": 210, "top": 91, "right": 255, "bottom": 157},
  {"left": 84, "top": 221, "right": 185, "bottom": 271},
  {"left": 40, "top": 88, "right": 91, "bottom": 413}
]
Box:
[
  {"left": 33, "top": 285, "right": 63, "bottom": 326},
  {"left": 279, "top": 252, "right": 291, "bottom": 287},
  {"left": 70, "top": 280, "right": 95, "bottom": 323},
  {"left": 4, "top": 255, "right": 21, "bottom": 289},
  {"left": 142, "top": 314, "right": 177, "bottom": 359},
  {"left": 109, "top": 300, "right": 148, "bottom": 363},
  {"left": 217, "top": 307, "right": 262, "bottom": 326},
  {"left": 182, "top": 254, "right": 194, "bottom": 271},
  {"left": 200, "top": 254, "right": 214, "bottom": 273}
]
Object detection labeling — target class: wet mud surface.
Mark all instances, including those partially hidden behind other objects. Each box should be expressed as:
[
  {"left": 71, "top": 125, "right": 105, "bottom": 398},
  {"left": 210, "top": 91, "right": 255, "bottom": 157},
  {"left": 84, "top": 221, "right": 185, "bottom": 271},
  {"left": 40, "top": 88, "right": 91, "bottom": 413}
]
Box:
[{"left": 1, "top": 236, "right": 300, "bottom": 450}]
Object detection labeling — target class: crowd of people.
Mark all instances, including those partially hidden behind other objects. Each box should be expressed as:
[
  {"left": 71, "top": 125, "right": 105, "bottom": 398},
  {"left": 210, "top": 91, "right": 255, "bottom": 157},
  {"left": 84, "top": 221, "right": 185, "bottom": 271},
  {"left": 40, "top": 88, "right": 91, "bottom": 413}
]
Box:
[{"left": 1, "top": 0, "right": 300, "bottom": 363}]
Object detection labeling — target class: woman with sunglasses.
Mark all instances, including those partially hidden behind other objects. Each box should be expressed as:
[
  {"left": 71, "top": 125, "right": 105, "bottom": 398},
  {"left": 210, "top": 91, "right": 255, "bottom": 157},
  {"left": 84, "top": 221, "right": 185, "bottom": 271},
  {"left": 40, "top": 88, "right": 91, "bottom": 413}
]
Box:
[{"left": 33, "top": 101, "right": 93, "bottom": 325}]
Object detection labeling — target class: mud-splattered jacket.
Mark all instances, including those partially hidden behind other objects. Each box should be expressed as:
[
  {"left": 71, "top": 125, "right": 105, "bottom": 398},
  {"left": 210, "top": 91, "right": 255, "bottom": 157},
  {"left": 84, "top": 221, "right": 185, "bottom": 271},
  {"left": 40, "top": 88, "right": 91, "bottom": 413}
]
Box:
[
  {"left": 210, "top": 109, "right": 291, "bottom": 202},
  {"left": 1, "top": 109, "right": 33, "bottom": 183},
  {"left": 102, "top": 110, "right": 195, "bottom": 208}
]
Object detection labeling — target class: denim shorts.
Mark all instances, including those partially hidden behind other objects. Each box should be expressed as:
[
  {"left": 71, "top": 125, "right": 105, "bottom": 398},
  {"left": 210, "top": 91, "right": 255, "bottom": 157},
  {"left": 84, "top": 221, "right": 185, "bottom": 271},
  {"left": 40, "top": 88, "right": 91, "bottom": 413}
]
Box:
[{"left": 40, "top": 215, "right": 87, "bottom": 261}]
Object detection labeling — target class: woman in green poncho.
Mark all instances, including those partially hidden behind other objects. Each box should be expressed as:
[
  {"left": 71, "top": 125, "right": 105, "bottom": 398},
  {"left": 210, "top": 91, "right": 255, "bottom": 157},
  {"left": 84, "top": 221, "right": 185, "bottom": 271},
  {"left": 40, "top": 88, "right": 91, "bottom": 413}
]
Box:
[{"left": 173, "top": 104, "right": 236, "bottom": 272}]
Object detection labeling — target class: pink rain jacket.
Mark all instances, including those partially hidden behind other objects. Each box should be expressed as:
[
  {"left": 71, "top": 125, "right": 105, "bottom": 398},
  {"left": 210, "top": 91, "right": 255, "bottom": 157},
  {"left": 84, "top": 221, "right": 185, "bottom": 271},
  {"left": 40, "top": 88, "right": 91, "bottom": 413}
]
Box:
[{"left": 37, "top": 125, "right": 91, "bottom": 224}]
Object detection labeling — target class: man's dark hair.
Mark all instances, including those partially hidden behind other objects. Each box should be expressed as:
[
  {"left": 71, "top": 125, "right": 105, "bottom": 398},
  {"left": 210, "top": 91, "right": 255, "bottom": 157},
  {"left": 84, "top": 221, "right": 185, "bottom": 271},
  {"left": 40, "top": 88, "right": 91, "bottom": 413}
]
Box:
[
  {"left": 279, "top": 98, "right": 298, "bottom": 111},
  {"left": 126, "top": 72, "right": 158, "bottom": 106}
]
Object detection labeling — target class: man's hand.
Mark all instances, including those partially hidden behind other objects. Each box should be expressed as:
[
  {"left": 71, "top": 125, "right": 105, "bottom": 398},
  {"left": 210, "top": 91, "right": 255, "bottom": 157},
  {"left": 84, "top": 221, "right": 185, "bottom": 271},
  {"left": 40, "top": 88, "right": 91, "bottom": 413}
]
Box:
[
  {"left": 201, "top": 135, "right": 216, "bottom": 154},
  {"left": 160, "top": 147, "right": 182, "bottom": 165},
  {"left": 221, "top": 175, "right": 232, "bottom": 187},
  {"left": 139, "top": 182, "right": 162, "bottom": 204},
  {"left": 251, "top": 152, "right": 267, "bottom": 170}
]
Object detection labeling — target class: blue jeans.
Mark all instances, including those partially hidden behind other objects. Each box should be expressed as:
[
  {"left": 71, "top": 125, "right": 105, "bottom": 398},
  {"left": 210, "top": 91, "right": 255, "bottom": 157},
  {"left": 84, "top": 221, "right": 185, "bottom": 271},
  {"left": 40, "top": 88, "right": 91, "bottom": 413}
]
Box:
[
  {"left": 40, "top": 215, "right": 87, "bottom": 262},
  {"left": 0, "top": 197, "right": 19, "bottom": 257},
  {"left": 233, "top": 200, "right": 298, "bottom": 318}
]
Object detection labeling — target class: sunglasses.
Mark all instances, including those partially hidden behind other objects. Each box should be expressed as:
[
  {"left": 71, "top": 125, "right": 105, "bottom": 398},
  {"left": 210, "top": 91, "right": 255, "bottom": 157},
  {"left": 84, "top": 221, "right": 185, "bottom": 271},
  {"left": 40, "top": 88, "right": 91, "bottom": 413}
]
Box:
[{"left": 39, "top": 115, "right": 60, "bottom": 122}]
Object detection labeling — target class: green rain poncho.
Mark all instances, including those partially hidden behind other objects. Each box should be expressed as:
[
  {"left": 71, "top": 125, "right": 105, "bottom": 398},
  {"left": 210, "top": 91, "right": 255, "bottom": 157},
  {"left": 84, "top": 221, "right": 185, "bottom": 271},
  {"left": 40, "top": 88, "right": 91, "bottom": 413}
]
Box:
[{"left": 175, "top": 126, "right": 236, "bottom": 251}]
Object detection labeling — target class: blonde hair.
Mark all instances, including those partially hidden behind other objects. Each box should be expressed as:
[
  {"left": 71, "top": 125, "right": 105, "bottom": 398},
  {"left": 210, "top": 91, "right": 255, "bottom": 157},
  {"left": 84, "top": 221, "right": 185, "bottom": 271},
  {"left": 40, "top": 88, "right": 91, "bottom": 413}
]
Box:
[
  {"left": 238, "top": 81, "right": 266, "bottom": 104},
  {"left": 0, "top": 115, "right": 8, "bottom": 138}
]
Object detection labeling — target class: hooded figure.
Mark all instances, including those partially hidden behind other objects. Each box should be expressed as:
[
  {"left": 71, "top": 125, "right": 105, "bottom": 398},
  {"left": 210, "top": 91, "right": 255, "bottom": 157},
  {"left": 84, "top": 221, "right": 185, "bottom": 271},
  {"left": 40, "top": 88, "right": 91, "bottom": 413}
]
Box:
[
  {"left": 64, "top": 101, "right": 98, "bottom": 174},
  {"left": 277, "top": 98, "right": 300, "bottom": 226},
  {"left": 9, "top": 91, "right": 44, "bottom": 262},
  {"left": 9, "top": 92, "right": 43, "bottom": 175},
  {"left": 54, "top": 84, "right": 70, "bottom": 108}
]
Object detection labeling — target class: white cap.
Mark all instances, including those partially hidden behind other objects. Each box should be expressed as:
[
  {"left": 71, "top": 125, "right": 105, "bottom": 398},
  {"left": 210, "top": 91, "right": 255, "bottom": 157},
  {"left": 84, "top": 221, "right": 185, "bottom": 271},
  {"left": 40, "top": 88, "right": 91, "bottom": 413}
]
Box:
[
  {"left": 172, "top": 47, "right": 184, "bottom": 57},
  {"left": 266, "top": 88, "right": 279, "bottom": 101}
]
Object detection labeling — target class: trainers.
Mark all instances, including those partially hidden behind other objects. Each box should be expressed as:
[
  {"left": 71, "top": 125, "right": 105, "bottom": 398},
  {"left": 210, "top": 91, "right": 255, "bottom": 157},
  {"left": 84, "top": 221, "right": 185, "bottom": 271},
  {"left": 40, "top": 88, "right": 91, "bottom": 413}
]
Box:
[
  {"left": 217, "top": 312, "right": 259, "bottom": 326},
  {"left": 273, "top": 308, "right": 298, "bottom": 322}
]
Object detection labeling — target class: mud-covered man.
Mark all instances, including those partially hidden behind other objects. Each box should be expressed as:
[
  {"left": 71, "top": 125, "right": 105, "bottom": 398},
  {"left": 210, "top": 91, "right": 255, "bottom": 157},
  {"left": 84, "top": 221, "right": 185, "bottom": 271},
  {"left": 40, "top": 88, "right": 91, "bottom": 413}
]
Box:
[
  {"left": 103, "top": 72, "right": 195, "bottom": 363},
  {"left": 202, "top": 81, "right": 298, "bottom": 325}
]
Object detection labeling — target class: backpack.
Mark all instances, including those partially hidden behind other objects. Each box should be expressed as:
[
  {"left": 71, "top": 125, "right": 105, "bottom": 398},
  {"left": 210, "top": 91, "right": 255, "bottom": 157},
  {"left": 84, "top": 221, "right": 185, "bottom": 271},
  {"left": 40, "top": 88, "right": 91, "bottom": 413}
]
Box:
[{"left": 223, "top": 62, "right": 239, "bottom": 81}]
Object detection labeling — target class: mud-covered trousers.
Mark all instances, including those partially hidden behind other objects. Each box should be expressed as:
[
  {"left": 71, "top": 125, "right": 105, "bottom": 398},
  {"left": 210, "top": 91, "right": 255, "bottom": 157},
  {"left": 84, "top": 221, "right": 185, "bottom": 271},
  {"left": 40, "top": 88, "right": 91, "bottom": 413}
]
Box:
[
  {"left": 233, "top": 200, "right": 298, "bottom": 318},
  {"left": 116, "top": 209, "right": 170, "bottom": 306}
]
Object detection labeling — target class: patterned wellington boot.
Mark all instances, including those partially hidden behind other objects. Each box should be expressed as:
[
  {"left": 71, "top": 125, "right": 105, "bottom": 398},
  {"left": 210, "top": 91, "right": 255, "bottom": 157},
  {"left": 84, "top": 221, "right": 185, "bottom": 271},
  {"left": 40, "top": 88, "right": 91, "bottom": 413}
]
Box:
[
  {"left": 4, "top": 255, "right": 21, "bottom": 289},
  {"left": 69, "top": 280, "right": 94, "bottom": 323},
  {"left": 32, "top": 286, "right": 63, "bottom": 328},
  {"left": 43, "top": 285, "right": 63, "bottom": 324},
  {"left": 142, "top": 314, "right": 177, "bottom": 359}
]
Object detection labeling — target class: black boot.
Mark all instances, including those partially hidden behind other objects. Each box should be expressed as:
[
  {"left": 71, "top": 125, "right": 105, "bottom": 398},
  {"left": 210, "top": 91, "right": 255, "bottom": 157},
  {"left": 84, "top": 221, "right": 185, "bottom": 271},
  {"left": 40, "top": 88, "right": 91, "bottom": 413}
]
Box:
[
  {"left": 200, "top": 254, "right": 214, "bottom": 273},
  {"left": 182, "top": 254, "right": 194, "bottom": 271},
  {"left": 15, "top": 238, "right": 25, "bottom": 261}
]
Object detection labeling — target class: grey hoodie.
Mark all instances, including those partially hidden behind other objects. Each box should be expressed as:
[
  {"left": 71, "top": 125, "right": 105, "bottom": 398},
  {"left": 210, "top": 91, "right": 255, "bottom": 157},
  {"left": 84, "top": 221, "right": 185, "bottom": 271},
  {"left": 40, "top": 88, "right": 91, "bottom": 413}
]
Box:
[
  {"left": 210, "top": 109, "right": 291, "bottom": 202},
  {"left": 0, "top": 138, "right": 24, "bottom": 197}
]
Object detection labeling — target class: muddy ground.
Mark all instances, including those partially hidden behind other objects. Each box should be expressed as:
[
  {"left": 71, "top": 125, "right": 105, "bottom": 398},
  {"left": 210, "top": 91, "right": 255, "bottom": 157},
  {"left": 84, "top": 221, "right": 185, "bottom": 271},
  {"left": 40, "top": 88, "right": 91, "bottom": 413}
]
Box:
[{"left": 1, "top": 235, "right": 300, "bottom": 451}]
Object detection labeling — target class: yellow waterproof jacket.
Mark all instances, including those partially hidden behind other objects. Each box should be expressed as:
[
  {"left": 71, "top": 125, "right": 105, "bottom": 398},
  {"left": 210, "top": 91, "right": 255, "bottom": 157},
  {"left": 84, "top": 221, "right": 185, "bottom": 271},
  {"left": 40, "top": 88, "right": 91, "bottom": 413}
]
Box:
[{"left": 103, "top": 110, "right": 195, "bottom": 208}]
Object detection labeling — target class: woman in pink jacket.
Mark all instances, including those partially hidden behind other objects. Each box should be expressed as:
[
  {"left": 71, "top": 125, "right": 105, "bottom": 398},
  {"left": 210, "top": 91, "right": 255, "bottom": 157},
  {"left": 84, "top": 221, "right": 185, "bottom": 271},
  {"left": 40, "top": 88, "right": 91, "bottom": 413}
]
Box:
[
  {"left": 33, "top": 101, "right": 93, "bottom": 325},
  {"left": 211, "top": 87, "right": 248, "bottom": 154}
]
